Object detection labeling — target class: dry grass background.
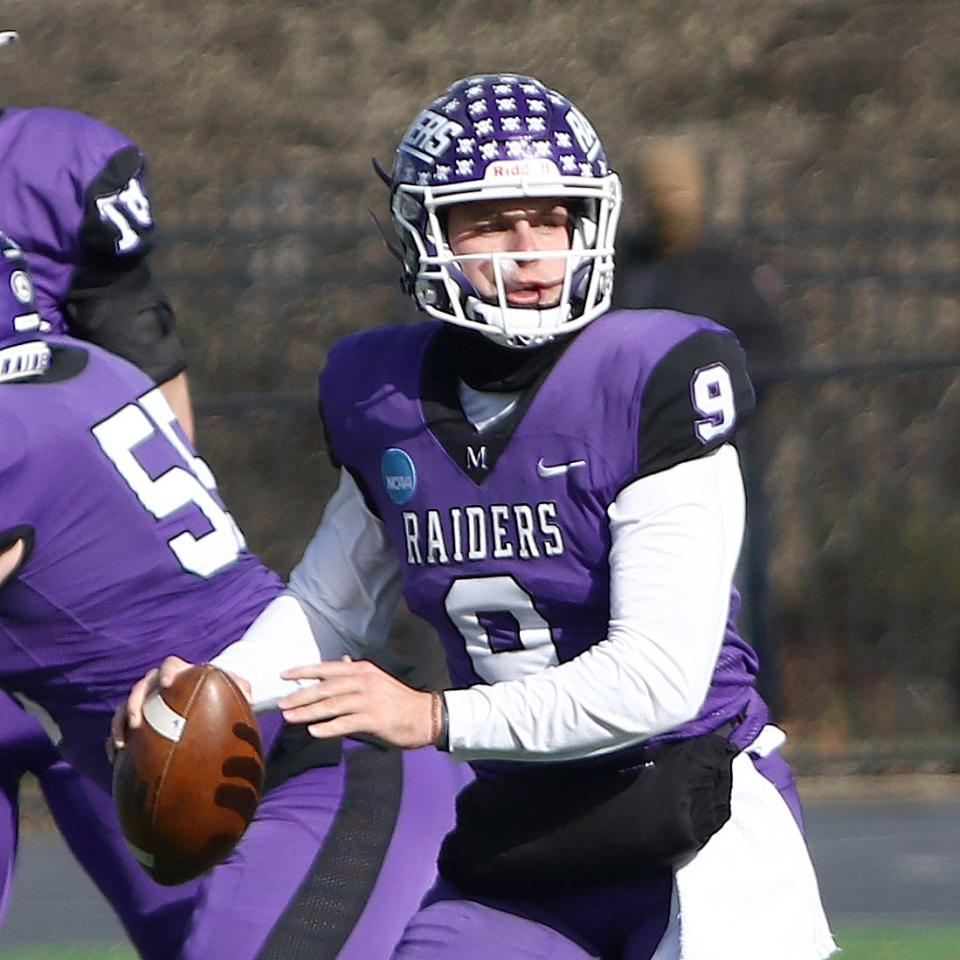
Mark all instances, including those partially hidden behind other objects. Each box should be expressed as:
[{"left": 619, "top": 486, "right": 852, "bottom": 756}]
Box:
[{"left": 4, "top": 0, "right": 960, "bottom": 760}]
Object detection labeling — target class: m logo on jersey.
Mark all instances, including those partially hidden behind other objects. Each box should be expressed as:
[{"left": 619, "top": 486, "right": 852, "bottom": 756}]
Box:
[
  {"left": 381, "top": 448, "right": 418, "bottom": 505},
  {"left": 466, "top": 446, "right": 488, "bottom": 471}
]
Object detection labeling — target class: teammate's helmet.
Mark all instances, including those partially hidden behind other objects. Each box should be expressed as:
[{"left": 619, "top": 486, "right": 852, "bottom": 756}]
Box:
[
  {"left": 0, "top": 232, "right": 42, "bottom": 343},
  {"left": 386, "top": 74, "right": 622, "bottom": 348}
]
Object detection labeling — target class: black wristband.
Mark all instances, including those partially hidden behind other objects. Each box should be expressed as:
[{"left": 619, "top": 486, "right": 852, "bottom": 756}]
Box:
[{"left": 435, "top": 692, "right": 451, "bottom": 752}]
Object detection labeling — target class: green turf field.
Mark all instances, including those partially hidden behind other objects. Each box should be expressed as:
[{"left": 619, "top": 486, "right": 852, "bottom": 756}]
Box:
[
  {"left": 3, "top": 927, "right": 960, "bottom": 959},
  {"left": 0, "top": 949, "right": 136, "bottom": 959},
  {"left": 835, "top": 925, "right": 960, "bottom": 959}
]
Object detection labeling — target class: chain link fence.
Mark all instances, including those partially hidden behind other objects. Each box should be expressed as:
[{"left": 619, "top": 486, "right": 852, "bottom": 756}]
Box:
[{"left": 160, "top": 161, "right": 960, "bottom": 772}]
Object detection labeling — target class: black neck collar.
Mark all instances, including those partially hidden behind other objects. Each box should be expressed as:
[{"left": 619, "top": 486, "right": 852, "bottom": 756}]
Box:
[{"left": 433, "top": 325, "right": 574, "bottom": 392}]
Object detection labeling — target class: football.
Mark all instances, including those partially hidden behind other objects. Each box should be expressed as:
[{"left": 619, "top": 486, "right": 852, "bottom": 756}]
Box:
[{"left": 112, "top": 664, "right": 264, "bottom": 885}]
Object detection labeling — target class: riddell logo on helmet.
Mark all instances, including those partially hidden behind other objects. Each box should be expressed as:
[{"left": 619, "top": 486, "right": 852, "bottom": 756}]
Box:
[{"left": 485, "top": 159, "right": 560, "bottom": 180}]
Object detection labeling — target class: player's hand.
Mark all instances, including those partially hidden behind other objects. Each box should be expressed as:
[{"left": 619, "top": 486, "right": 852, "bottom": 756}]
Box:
[
  {"left": 108, "top": 657, "right": 253, "bottom": 761},
  {"left": 108, "top": 656, "right": 191, "bottom": 760},
  {"left": 278, "top": 658, "right": 435, "bottom": 750}
]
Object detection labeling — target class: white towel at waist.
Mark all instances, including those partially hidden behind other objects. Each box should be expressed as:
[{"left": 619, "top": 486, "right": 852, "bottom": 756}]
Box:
[{"left": 654, "top": 725, "right": 838, "bottom": 960}]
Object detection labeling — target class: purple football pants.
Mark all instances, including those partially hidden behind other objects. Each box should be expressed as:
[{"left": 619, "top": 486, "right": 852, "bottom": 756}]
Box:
[
  {"left": 182, "top": 737, "right": 471, "bottom": 960},
  {"left": 0, "top": 694, "right": 197, "bottom": 957},
  {"left": 391, "top": 750, "right": 804, "bottom": 960},
  {"left": 1, "top": 692, "right": 471, "bottom": 960}
]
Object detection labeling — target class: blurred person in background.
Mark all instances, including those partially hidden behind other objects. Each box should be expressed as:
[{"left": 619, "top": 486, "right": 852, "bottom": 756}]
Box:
[
  {"left": 615, "top": 137, "right": 787, "bottom": 708},
  {"left": 613, "top": 137, "right": 785, "bottom": 375},
  {"left": 126, "top": 74, "right": 835, "bottom": 960},
  {"left": 0, "top": 231, "right": 467, "bottom": 959}
]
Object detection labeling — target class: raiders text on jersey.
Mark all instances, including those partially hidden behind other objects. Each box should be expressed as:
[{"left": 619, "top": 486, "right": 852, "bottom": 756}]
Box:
[{"left": 402, "top": 501, "right": 564, "bottom": 566}]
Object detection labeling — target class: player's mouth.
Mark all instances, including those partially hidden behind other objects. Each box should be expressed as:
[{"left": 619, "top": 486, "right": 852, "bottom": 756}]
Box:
[{"left": 505, "top": 281, "right": 563, "bottom": 308}]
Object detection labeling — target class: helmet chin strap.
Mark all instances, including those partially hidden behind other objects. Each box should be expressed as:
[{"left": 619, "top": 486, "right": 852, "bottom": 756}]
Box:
[{"left": 464, "top": 297, "right": 571, "bottom": 349}]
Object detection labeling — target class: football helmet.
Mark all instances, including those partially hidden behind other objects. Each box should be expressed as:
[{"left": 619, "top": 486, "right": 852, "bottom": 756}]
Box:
[
  {"left": 386, "top": 74, "right": 621, "bottom": 348},
  {"left": 0, "top": 230, "right": 49, "bottom": 381}
]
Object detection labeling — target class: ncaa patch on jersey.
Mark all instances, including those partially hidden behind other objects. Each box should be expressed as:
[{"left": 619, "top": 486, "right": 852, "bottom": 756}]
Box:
[{"left": 381, "top": 447, "right": 417, "bottom": 505}]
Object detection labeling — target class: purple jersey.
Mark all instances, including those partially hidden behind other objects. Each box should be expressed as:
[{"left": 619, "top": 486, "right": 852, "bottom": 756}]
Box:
[
  {"left": 0, "top": 338, "right": 282, "bottom": 785},
  {"left": 0, "top": 107, "right": 152, "bottom": 332},
  {"left": 321, "top": 309, "right": 769, "bottom": 771}
]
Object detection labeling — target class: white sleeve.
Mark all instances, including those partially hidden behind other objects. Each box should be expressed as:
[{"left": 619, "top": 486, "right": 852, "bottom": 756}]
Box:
[
  {"left": 212, "top": 468, "right": 404, "bottom": 711},
  {"left": 444, "top": 444, "right": 745, "bottom": 761}
]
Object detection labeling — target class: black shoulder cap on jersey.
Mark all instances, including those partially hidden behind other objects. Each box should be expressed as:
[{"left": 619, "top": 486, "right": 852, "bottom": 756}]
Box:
[
  {"left": 65, "top": 260, "right": 186, "bottom": 384},
  {"left": 636, "top": 329, "right": 755, "bottom": 479},
  {"left": 345, "top": 466, "right": 383, "bottom": 521},
  {"left": 318, "top": 403, "right": 383, "bottom": 521},
  {"left": 318, "top": 403, "right": 341, "bottom": 468},
  {"left": 0, "top": 524, "right": 35, "bottom": 579},
  {"left": 78, "top": 145, "right": 154, "bottom": 262}
]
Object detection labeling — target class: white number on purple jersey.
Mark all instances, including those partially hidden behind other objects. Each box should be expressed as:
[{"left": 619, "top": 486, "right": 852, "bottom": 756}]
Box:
[
  {"left": 691, "top": 362, "right": 737, "bottom": 443},
  {"left": 444, "top": 575, "right": 559, "bottom": 683},
  {"left": 95, "top": 175, "right": 153, "bottom": 254},
  {"left": 92, "top": 388, "right": 246, "bottom": 577}
]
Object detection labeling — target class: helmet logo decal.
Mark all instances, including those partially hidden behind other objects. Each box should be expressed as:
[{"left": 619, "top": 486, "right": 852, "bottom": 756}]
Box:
[
  {"left": 10, "top": 269, "right": 33, "bottom": 304},
  {"left": 485, "top": 158, "right": 560, "bottom": 180},
  {"left": 381, "top": 448, "right": 417, "bottom": 505},
  {"left": 565, "top": 107, "right": 601, "bottom": 161},
  {"left": 400, "top": 110, "right": 464, "bottom": 165}
]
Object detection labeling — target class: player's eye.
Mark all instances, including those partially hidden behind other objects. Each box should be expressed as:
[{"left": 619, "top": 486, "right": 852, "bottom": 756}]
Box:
[{"left": 544, "top": 207, "right": 571, "bottom": 227}]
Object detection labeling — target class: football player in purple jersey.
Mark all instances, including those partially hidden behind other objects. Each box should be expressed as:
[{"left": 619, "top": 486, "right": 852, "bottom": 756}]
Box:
[
  {"left": 0, "top": 233, "right": 468, "bottom": 959},
  {"left": 124, "top": 75, "right": 835, "bottom": 959},
  {"left": 0, "top": 35, "right": 193, "bottom": 438},
  {"left": 0, "top": 28, "right": 203, "bottom": 948}
]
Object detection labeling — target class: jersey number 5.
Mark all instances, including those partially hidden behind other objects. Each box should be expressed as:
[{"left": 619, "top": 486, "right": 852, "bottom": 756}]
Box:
[{"left": 92, "top": 388, "right": 245, "bottom": 577}]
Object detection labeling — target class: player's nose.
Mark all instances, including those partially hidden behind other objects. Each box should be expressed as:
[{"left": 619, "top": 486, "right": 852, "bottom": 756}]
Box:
[{"left": 509, "top": 219, "right": 540, "bottom": 253}]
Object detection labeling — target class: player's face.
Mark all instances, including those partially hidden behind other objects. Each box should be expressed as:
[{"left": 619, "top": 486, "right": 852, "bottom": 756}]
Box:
[{"left": 447, "top": 198, "right": 571, "bottom": 308}]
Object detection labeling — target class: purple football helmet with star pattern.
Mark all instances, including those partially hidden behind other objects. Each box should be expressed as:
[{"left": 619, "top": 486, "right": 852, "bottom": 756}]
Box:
[
  {"left": 0, "top": 230, "right": 50, "bottom": 382},
  {"left": 386, "top": 74, "right": 622, "bottom": 347}
]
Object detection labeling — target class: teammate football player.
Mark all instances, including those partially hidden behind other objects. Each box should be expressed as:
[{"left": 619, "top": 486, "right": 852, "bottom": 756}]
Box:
[
  {"left": 0, "top": 30, "right": 204, "bottom": 944},
  {"left": 0, "top": 233, "right": 467, "bottom": 959},
  {"left": 123, "top": 74, "right": 836, "bottom": 959},
  {"left": 0, "top": 99, "right": 193, "bottom": 437}
]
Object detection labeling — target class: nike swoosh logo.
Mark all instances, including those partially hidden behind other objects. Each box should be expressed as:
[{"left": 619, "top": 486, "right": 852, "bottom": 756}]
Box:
[{"left": 537, "top": 458, "right": 587, "bottom": 478}]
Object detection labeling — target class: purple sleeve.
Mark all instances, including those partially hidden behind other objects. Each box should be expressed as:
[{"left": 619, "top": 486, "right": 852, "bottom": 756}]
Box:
[{"left": 0, "top": 410, "right": 28, "bottom": 530}]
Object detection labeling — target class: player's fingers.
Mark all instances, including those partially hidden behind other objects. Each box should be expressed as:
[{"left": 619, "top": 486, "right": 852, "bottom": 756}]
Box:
[
  {"left": 283, "top": 657, "right": 378, "bottom": 683},
  {"left": 126, "top": 667, "right": 160, "bottom": 729},
  {"left": 278, "top": 683, "right": 332, "bottom": 712},
  {"left": 283, "top": 691, "right": 366, "bottom": 727},
  {"left": 158, "top": 655, "right": 193, "bottom": 688},
  {"left": 280, "top": 662, "right": 327, "bottom": 680},
  {"left": 306, "top": 711, "right": 366, "bottom": 740},
  {"left": 108, "top": 704, "right": 127, "bottom": 757},
  {"left": 277, "top": 673, "right": 367, "bottom": 712},
  {"left": 226, "top": 671, "right": 253, "bottom": 704}
]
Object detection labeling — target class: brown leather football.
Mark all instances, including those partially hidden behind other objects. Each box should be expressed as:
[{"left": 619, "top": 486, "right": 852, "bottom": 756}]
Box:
[{"left": 112, "top": 664, "right": 264, "bottom": 885}]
